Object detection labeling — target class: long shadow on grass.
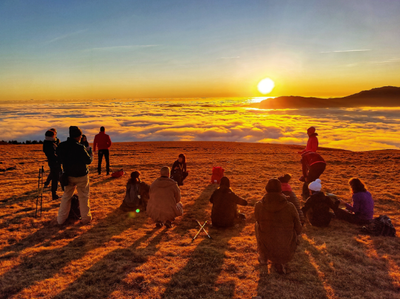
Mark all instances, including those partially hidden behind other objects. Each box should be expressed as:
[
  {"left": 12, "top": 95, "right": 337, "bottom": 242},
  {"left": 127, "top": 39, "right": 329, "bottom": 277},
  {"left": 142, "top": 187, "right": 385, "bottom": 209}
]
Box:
[
  {"left": 52, "top": 227, "right": 167, "bottom": 298},
  {"left": 161, "top": 184, "right": 244, "bottom": 298},
  {"left": 0, "top": 208, "right": 147, "bottom": 298},
  {"left": 0, "top": 189, "right": 38, "bottom": 208}
]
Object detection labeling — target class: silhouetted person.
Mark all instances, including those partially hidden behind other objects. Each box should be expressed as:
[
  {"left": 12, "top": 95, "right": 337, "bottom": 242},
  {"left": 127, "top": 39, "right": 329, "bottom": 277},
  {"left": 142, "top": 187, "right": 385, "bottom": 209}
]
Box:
[
  {"left": 42, "top": 130, "right": 61, "bottom": 200},
  {"left": 171, "top": 153, "right": 188, "bottom": 186},
  {"left": 278, "top": 174, "right": 305, "bottom": 225},
  {"left": 301, "top": 151, "right": 326, "bottom": 199},
  {"left": 44, "top": 128, "right": 60, "bottom": 187},
  {"left": 332, "top": 178, "right": 374, "bottom": 225},
  {"left": 299, "top": 126, "right": 319, "bottom": 154},
  {"left": 120, "top": 171, "right": 150, "bottom": 211},
  {"left": 80, "top": 134, "right": 92, "bottom": 156},
  {"left": 93, "top": 126, "right": 112, "bottom": 175},
  {"left": 302, "top": 179, "right": 333, "bottom": 227},
  {"left": 209, "top": 177, "right": 248, "bottom": 228},
  {"left": 255, "top": 179, "right": 302, "bottom": 274},
  {"left": 147, "top": 166, "right": 182, "bottom": 228},
  {"left": 57, "top": 126, "right": 93, "bottom": 225}
]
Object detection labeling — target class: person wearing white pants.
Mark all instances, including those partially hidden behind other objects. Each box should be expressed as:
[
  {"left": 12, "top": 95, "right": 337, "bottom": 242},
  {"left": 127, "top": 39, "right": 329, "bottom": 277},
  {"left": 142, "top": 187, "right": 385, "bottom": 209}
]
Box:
[{"left": 57, "top": 126, "right": 93, "bottom": 225}]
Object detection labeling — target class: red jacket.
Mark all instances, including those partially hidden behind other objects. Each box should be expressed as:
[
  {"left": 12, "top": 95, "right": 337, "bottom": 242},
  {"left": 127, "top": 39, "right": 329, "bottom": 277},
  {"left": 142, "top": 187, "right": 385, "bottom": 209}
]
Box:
[
  {"left": 300, "top": 134, "right": 318, "bottom": 154},
  {"left": 93, "top": 132, "right": 112, "bottom": 151}
]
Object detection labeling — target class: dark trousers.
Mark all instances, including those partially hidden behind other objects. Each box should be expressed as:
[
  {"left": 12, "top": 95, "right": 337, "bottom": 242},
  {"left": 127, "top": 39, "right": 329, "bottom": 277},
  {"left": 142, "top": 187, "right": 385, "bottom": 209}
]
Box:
[
  {"left": 302, "top": 163, "right": 326, "bottom": 199},
  {"left": 98, "top": 149, "right": 110, "bottom": 174},
  {"left": 334, "top": 208, "right": 370, "bottom": 225},
  {"left": 48, "top": 163, "right": 61, "bottom": 197}
]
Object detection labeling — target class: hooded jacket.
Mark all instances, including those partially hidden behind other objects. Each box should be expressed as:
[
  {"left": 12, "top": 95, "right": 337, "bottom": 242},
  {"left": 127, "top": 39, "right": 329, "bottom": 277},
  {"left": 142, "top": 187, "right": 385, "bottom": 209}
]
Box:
[
  {"left": 43, "top": 137, "right": 59, "bottom": 166},
  {"left": 147, "top": 177, "right": 181, "bottom": 222},
  {"left": 302, "top": 191, "right": 332, "bottom": 227},
  {"left": 255, "top": 192, "right": 302, "bottom": 264},
  {"left": 57, "top": 138, "right": 92, "bottom": 177},
  {"left": 210, "top": 186, "right": 248, "bottom": 227},
  {"left": 93, "top": 131, "right": 112, "bottom": 151}
]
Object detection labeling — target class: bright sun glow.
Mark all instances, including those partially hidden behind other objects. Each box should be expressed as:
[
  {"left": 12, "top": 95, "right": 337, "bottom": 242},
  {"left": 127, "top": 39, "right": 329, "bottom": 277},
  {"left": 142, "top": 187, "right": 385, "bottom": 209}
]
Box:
[{"left": 257, "top": 78, "right": 275, "bottom": 94}]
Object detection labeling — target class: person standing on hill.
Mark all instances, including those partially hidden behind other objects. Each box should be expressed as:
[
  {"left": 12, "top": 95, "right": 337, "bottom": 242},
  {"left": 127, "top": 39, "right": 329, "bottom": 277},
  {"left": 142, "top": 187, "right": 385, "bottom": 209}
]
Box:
[
  {"left": 301, "top": 151, "right": 326, "bottom": 199},
  {"left": 43, "top": 130, "right": 61, "bottom": 200},
  {"left": 299, "top": 127, "right": 319, "bottom": 154},
  {"left": 57, "top": 126, "right": 93, "bottom": 225},
  {"left": 44, "top": 128, "right": 60, "bottom": 188},
  {"left": 209, "top": 177, "right": 248, "bottom": 228},
  {"left": 255, "top": 179, "right": 302, "bottom": 274},
  {"left": 93, "top": 126, "right": 112, "bottom": 175},
  {"left": 147, "top": 166, "right": 182, "bottom": 228},
  {"left": 171, "top": 154, "right": 189, "bottom": 186}
]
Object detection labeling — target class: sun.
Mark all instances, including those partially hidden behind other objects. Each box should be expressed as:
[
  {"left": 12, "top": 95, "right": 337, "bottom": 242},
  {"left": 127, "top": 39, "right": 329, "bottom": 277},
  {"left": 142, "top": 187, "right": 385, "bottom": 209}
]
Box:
[{"left": 257, "top": 78, "right": 275, "bottom": 94}]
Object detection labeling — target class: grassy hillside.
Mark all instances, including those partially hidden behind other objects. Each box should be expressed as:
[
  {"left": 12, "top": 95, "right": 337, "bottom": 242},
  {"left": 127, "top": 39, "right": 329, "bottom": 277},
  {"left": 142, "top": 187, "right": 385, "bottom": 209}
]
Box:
[{"left": 0, "top": 142, "right": 399, "bottom": 298}]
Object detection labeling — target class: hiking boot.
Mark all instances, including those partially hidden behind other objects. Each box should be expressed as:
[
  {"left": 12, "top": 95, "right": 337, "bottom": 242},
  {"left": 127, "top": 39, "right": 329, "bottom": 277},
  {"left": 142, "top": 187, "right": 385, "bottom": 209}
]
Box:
[
  {"left": 44, "top": 182, "right": 50, "bottom": 188},
  {"left": 52, "top": 194, "right": 59, "bottom": 200},
  {"left": 165, "top": 220, "right": 173, "bottom": 228},
  {"left": 156, "top": 222, "right": 164, "bottom": 228}
]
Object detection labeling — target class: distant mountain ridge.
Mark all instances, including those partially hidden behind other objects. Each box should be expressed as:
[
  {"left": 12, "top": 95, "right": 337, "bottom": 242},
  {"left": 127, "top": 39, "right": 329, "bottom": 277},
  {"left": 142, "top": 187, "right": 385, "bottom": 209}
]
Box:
[{"left": 257, "top": 86, "right": 400, "bottom": 109}]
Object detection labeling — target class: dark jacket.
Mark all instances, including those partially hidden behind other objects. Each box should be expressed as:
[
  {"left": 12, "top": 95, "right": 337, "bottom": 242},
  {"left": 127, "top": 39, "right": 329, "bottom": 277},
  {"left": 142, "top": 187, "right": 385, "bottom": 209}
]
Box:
[
  {"left": 301, "top": 152, "right": 326, "bottom": 177},
  {"left": 120, "top": 181, "right": 150, "bottom": 211},
  {"left": 172, "top": 160, "right": 187, "bottom": 173},
  {"left": 57, "top": 137, "right": 92, "bottom": 177},
  {"left": 302, "top": 191, "right": 332, "bottom": 227},
  {"left": 255, "top": 192, "right": 302, "bottom": 264},
  {"left": 210, "top": 186, "right": 247, "bottom": 227},
  {"left": 43, "top": 138, "right": 58, "bottom": 166}
]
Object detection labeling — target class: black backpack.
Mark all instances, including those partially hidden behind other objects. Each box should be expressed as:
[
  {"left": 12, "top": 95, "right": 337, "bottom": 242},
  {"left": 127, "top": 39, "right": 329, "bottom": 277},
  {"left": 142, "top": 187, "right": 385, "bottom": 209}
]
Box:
[
  {"left": 362, "top": 215, "right": 396, "bottom": 237},
  {"left": 68, "top": 195, "right": 81, "bottom": 220}
]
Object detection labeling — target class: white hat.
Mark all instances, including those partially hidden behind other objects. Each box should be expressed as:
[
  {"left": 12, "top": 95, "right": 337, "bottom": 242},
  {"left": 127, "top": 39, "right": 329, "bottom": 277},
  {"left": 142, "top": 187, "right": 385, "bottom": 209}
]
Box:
[{"left": 308, "top": 179, "right": 322, "bottom": 192}]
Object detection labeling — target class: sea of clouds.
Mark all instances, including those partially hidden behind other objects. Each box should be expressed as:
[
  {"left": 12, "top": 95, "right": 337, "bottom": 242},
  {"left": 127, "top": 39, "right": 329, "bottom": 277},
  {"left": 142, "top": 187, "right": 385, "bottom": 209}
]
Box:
[{"left": 1, "top": 98, "right": 399, "bottom": 151}]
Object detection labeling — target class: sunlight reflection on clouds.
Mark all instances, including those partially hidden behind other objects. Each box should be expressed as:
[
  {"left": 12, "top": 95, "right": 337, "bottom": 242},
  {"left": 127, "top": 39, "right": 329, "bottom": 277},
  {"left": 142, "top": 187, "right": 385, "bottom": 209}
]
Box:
[{"left": 0, "top": 99, "right": 399, "bottom": 151}]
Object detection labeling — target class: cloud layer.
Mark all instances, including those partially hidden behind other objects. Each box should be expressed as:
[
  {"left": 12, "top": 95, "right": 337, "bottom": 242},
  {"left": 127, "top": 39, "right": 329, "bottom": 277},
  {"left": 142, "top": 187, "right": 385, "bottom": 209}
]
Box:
[{"left": 0, "top": 99, "right": 399, "bottom": 151}]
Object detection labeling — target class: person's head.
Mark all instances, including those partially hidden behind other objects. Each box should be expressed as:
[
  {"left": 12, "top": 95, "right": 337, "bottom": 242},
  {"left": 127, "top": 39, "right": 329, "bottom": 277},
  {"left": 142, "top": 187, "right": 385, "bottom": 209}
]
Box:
[
  {"left": 160, "top": 166, "right": 170, "bottom": 178},
  {"left": 308, "top": 179, "right": 322, "bottom": 194},
  {"left": 69, "top": 126, "right": 82, "bottom": 142},
  {"left": 348, "top": 178, "right": 367, "bottom": 193},
  {"left": 45, "top": 130, "right": 55, "bottom": 139},
  {"left": 178, "top": 153, "right": 186, "bottom": 163},
  {"left": 307, "top": 127, "right": 316, "bottom": 136},
  {"left": 81, "top": 135, "right": 87, "bottom": 142},
  {"left": 100, "top": 126, "right": 105, "bottom": 132},
  {"left": 130, "top": 171, "right": 141, "bottom": 183},
  {"left": 278, "top": 173, "right": 292, "bottom": 184},
  {"left": 220, "top": 176, "right": 230, "bottom": 188},
  {"left": 266, "top": 178, "right": 282, "bottom": 193},
  {"left": 49, "top": 128, "right": 57, "bottom": 137}
]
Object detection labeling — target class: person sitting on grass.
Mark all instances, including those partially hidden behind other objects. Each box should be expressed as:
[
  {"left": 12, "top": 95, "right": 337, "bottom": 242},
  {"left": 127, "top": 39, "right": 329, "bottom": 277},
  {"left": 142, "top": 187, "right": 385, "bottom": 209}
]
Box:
[
  {"left": 147, "top": 166, "right": 182, "bottom": 228},
  {"left": 301, "top": 179, "right": 333, "bottom": 227},
  {"left": 209, "top": 177, "right": 248, "bottom": 228},
  {"left": 171, "top": 153, "right": 188, "bottom": 186},
  {"left": 120, "top": 171, "right": 150, "bottom": 212},
  {"left": 278, "top": 174, "right": 305, "bottom": 225},
  {"left": 332, "top": 178, "right": 374, "bottom": 225},
  {"left": 255, "top": 179, "right": 302, "bottom": 274}
]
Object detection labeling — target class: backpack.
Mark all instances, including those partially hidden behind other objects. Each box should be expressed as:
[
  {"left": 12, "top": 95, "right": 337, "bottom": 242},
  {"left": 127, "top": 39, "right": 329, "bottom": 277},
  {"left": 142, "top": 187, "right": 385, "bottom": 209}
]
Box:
[
  {"left": 362, "top": 215, "right": 396, "bottom": 237},
  {"left": 68, "top": 195, "right": 81, "bottom": 220},
  {"left": 112, "top": 169, "right": 125, "bottom": 178},
  {"left": 211, "top": 167, "right": 225, "bottom": 184}
]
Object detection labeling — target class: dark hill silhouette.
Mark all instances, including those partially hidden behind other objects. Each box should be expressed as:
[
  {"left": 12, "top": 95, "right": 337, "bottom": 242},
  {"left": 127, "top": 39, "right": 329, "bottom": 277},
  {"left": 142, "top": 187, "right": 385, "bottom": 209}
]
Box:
[{"left": 257, "top": 86, "right": 400, "bottom": 109}]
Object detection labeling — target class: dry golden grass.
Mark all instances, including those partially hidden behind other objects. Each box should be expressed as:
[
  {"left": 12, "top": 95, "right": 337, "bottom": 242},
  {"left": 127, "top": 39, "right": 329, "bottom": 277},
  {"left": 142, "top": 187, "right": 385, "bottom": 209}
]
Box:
[{"left": 0, "top": 141, "right": 399, "bottom": 299}]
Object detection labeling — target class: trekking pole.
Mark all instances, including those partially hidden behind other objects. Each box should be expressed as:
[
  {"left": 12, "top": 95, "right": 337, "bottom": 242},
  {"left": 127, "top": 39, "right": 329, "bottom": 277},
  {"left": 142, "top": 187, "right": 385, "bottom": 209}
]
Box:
[
  {"left": 196, "top": 219, "right": 212, "bottom": 239},
  {"left": 40, "top": 166, "right": 44, "bottom": 216},
  {"left": 35, "top": 166, "right": 44, "bottom": 217}
]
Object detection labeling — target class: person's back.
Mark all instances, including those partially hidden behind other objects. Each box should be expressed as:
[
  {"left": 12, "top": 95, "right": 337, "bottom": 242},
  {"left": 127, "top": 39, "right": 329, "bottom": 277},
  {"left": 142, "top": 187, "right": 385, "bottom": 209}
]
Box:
[
  {"left": 57, "top": 138, "right": 91, "bottom": 177},
  {"left": 210, "top": 181, "right": 247, "bottom": 228},
  {"left": 255, "top": 192, "right": 301, "bottom": 264},
  {"left": 147, "top": 167, "right": 181, "bottom": 227},
  {"left": 302, "top": 191, "right": 332, "bottom": 227},
  {"left": 301, "top": 151, "right": 325, "bottom": 168},
  {"left": 43, "top": 138, "right": 57, "bottom": 165},
  {"left": 93, "top": 131, "right": 112, "bottom": 151},
  {"left": 278, "top": 174, "right": 305, "bottom": 225},
  {"left": 347, "top": 191, "right": 374, "bottom": 221}
]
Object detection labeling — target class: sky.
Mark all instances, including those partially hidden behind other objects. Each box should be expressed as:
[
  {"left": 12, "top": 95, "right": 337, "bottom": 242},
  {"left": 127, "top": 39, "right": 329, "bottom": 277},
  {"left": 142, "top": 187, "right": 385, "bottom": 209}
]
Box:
[{"left": 1, "top": 0, "right": 400, "bottom": 100}]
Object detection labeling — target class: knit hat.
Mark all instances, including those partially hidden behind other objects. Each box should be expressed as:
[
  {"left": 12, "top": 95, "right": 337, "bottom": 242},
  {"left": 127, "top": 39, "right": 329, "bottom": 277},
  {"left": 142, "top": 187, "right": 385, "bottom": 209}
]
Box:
[
  {"left": 69, "top": 126, "right": 82, "bottom": 138},
  {"left": 45, "top": 130, "right": 55, "bottom": 137},
  {"left": 266, "top": 178, "right": 282, "bottom": 193},
  {"left": 278, "top": 174, "right": 292, "bottom": 184},
  {"left": 308, "top": 179, "right": 322, "bottom": 192}
]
